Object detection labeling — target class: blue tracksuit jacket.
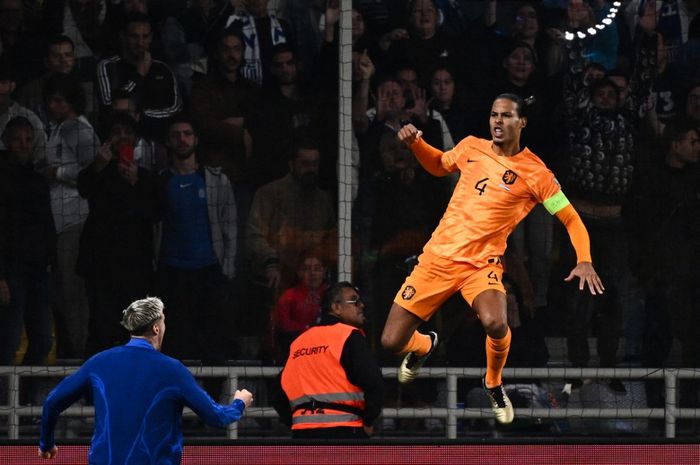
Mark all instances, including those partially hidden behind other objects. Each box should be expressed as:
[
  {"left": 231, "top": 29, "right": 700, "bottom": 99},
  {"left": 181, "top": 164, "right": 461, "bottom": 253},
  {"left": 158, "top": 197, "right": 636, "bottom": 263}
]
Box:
[{"left": 39, "top": 338, "right": 246, "bottom": 464}]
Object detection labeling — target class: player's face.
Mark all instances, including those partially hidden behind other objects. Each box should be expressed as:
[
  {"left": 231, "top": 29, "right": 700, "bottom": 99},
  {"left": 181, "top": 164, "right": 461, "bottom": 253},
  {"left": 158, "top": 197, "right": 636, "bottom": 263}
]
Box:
[{"left": 490, "top": 98, "right": 525, "bottom": 146}]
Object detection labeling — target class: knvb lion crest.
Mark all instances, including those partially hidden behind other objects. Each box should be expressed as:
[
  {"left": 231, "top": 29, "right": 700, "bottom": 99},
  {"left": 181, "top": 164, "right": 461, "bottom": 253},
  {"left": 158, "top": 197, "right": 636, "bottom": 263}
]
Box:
[
  {"left": 402, "top": 285, "right": 416, "bottom": 300},
  {"left": 502, "top": 170, "right": 518, "bottom": 185}
]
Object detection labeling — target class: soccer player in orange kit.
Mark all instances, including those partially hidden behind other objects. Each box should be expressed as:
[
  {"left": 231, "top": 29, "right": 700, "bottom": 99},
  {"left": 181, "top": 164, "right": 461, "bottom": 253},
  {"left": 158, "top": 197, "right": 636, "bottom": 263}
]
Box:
[{"left": 380, "top": 94, "right": 604, "bottom": 424}]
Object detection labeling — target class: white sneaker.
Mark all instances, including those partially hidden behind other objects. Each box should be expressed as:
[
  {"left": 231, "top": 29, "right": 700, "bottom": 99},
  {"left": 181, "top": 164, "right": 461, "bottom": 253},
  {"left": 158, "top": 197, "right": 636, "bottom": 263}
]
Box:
[
  {"left": 398, "top": 332, "right": 438, "bottom": 384},
  {"left": 483, "top": 377, "right": 514, "bottom": 424}
]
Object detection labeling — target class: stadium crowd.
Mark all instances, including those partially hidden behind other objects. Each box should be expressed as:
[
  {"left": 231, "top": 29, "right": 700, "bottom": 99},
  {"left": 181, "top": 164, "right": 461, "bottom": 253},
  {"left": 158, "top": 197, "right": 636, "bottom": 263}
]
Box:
[{"left": 0, "top": 0, "right": 699, "bottom": 421}]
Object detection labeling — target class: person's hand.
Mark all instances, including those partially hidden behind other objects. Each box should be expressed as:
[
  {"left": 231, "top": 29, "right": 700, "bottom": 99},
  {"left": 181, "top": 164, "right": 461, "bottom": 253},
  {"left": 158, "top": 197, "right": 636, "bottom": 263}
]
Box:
[
  {"left": 234, "top": 389, "right": 254, "bottom": 408},
  {"left": 405, "top": 87, "right": 429, "bottom": 123},
  {"left": 0, "top": 278, "right": 10, "bottom": 306},
  {"left": 545, "top": 27, "right": 564, "bottom": 41},
  {"left": 638, "top": 0, "right": 658, "bottom": 35},
  {"left": 356, "top": 49, "right": 374, "bottom": 81},
  {"left": 564, "top": 261, "right": 605, "bottom": 295},
  {"left": 363, "top": 425, "right": 374, "bottom": 437},
  {"left": 265, "top": 264, "right": 281, "bottom": 289},
  {"left": 93, "top": 142, "right": 113, "bottom": 172},
  {"left": 375, "top": 85, "right": 391, "bottom": 121},
  {"left": 117, "top": 160, "right": 138, "bottom": 186},
  {"left": 38, "top": 446, "right": 57, "bottom": 459},
  {"left": 397, "top": 123, "right": 423, "bottom": 146}
]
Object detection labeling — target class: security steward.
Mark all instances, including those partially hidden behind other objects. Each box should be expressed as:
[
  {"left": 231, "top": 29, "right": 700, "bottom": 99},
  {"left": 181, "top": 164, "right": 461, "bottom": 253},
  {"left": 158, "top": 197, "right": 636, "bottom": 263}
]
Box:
[{"left": 272, "top": 282, "right": 384, "bottom": 438}]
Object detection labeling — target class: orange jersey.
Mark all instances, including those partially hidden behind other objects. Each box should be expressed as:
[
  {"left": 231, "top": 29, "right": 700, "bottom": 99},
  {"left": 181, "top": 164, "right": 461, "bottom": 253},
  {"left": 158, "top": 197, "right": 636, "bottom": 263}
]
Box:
[{"left": 422, "top": 136, "right": 566, "bottom": 266}]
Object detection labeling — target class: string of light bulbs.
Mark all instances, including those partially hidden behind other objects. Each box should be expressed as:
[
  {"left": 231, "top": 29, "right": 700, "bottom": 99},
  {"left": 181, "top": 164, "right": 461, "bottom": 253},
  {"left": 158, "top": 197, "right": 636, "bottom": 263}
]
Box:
[{"left": 564, "top": 1, "right": 623, "bottom": 41}]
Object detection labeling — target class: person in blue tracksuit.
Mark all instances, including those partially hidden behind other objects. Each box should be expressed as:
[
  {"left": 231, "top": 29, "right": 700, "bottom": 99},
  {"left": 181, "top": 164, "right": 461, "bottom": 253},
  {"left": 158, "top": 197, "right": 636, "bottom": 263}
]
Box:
[{"left": 38, "top": 296, "right": 253, "bottom": 463}]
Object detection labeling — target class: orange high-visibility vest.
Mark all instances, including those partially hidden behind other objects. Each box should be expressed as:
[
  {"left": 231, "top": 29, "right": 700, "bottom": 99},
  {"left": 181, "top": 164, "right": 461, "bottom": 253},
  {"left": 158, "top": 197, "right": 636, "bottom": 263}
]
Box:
[{"left": 281, "top": 323, "right": 365, "bottom": 430}]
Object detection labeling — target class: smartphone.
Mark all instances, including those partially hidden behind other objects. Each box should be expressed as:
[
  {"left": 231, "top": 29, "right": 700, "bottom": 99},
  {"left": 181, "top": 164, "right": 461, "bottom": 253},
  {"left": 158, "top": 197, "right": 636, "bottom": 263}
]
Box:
[{"left": 118, "top": 144, "right": 135, "bottom": 165}]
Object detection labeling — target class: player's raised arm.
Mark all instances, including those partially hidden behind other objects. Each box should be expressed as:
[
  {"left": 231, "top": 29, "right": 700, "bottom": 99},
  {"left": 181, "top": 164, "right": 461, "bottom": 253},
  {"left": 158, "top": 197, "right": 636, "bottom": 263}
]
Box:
[
  {"left": 398, "top": 124, "right": 450, "bottom": 177},
  {"left": 555, "top": 204, "right": 605, "bottom": 295}
]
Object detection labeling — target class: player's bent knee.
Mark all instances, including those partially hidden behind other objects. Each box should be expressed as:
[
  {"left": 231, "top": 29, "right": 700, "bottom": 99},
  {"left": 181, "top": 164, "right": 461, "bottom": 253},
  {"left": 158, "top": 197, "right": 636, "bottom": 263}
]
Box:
[{"left": 380, "top": 331, "right": 403, "bottom": 353}]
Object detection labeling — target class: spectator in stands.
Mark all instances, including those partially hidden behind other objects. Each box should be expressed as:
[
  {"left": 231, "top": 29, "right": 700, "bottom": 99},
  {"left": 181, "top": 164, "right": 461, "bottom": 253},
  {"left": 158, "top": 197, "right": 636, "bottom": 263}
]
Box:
[
  {"left": 271, "top": 282, "right": 383, "bottom": 439},
  {"left": 384, "top": 0, "right": 466, "bottom": 83},
  {"left": 77, "top": 113, "right": 158, "bottom": 356},
  {"left": 191, "top": 27, "right": 261, "bottom": 230},
  {"left": 40, "top": 72, "right": 100, "bottom": 360},
  {"left": 0, "top": 116, "right": 55, "bottom": 365},
  {"left": 209, "top": 0, "right": 294, "bottom": 86},
  {"left": 155, "top": 116, "right": 237, "bottom": 363},
  {"left": 0, "top": 58, "right": 46, "bottom": 161},
  {"left": 357, "top": 75, "right": 442, "bottom": 178},
  {"left": 627, "top": 117, "right": 700, "bottom": 408},
  {"left": 96, "top": 12, "right": 182, "bottom": 142},
  {"left": 104, "top": 89, "right": 168, "bottom": 173},
  {"left": 99, "top": 0, "right": 165, "bottom": 60},
  {"left": 15, "top": 35, "right": 85, "bottom": 125},
  {"left": 271, "top": 249, "right": 328, "bottom": 364},
  {"left": 42, "top": 0, "right": 103, "bottom": 104},
  {"left": 258, "top": 43, "right": 336, "bottom": 189},
  {"left": 246, "top": 136, "right": 336, "bottom": 294},
  {"left": 428, "top": 61, "right": 473, "bottom": 145},
  {"left": 160, "top": 0, "right": 227, "bottom": 98},
  {"left": 557, "top": 3, "right": 658, "bottom": 392},
  {"left": 395, "top": 62, "right": 455, "bottom": 151}
]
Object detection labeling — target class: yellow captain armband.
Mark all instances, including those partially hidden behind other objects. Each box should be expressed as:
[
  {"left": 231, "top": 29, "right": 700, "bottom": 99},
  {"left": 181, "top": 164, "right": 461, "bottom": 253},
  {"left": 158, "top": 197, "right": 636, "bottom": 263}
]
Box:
[{"left": 543, "top": 191, "right": 570, "bottom": 215}]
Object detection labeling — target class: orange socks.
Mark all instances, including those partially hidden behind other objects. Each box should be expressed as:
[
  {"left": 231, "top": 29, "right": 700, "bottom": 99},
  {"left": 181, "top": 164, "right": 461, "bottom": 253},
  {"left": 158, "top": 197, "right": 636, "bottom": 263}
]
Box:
[
  {"left": 401, "top": 331, "right": 432, "bottom": 356},
  {"left": 484, "top": 328, "right": 512, "bottom": 388}
]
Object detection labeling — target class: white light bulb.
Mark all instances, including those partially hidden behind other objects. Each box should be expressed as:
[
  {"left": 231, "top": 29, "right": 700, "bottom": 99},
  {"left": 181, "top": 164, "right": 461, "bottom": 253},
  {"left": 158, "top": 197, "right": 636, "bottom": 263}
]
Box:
[
  {"left": 565, "top": 31, "right": 575, "bottom": 41},
  {"left": 602, "top": 18, "right": 613, "bottom": 25},
  {"left": 613, "top": 1, "right": 621, "bottom": 6},
  {"left": 587, "top": 27, "right": 597, "bottom": 35},
  {"left": 577, "top": 31, "right": 586, "bottom": 39}
]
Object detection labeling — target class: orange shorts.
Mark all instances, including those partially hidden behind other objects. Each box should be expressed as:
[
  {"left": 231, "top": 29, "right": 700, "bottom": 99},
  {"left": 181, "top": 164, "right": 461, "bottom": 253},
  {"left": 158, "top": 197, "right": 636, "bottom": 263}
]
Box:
[{"left": 393, "top": 251, "right": 506, "bottom": 321}]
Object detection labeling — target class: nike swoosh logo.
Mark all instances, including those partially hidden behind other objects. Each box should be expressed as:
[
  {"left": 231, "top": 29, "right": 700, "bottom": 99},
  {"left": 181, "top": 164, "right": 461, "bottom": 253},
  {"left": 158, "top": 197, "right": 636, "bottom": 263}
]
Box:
[
  {"left": 467, "top": 159, "right": 477, "bottom": 163},
  {"left": 179, "top": 183, "right": 192, "bottom": 188}
]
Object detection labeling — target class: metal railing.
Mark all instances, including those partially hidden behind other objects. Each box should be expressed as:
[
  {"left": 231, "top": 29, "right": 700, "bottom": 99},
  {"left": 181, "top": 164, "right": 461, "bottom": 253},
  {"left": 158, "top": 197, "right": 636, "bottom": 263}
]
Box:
[{"left": 2, "top": 366, "right": 700, "bottom": 439}]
